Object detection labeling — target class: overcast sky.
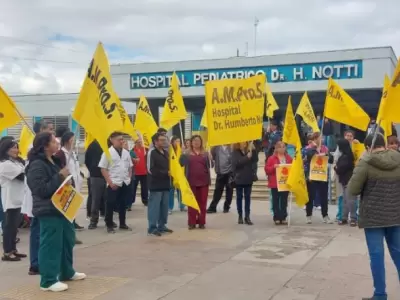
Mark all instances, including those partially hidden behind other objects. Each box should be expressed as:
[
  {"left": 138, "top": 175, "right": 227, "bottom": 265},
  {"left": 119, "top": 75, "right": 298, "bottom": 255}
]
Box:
[{"left": 0, "top": 0, "right": 399, "bottom": 95}]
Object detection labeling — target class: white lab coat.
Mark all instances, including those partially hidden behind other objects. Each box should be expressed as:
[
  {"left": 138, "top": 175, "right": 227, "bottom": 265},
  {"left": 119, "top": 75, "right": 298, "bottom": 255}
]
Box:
[
  {"left": 0, "top": 160, "right": 25, "bottom": 212},
  {"left": 98, "top": 147, "right": 133, "bottom": 187},
  {"left": 60, "top": 147, "right": 83, "bottom": 193}
]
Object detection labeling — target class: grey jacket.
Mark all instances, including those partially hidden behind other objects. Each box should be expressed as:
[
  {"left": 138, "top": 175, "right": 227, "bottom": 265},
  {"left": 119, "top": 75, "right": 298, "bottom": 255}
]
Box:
[
  {"left": 210, "top": 146, "right": 232, "bottom": 175},
  {"left": 348, "top": 150, "right": 400, "bottom": 229}
]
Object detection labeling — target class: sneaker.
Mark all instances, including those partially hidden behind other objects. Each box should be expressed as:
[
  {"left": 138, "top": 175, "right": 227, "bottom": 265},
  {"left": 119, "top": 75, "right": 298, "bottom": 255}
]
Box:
[
  {"left": 88, "top": 223, "right": 97, "bottom": 230},
  {"left": 338, "top": 220, "right": 348, "bottom": 225},
  {"left": 148, "top": 230, "right": 162, "bottom": 237},
  {"left": 119, "top": 225, "right": 132, "bottom": 231},
  {"left": 160, "top": 227, "right": 173, "bottom": 234},
  {"left": 316, "top": 206, "right": 321, "bottom": 210},
  {"left": 107, "top": 227, "right": 116, "bottom": 234},
  {"left": 168, "top": 210, "right": 172, "bottom": 215},
  {"left": 74, "top": 223, "right": 84, "bottom": 231},
  {"left": 2, "top": 253, "right": 20, "bottom": 261},
  {"left": 303, "top": 206, "right": 306, "bottom": 210},
  {"left": 323, "top": 216, "right": 333, "bottom": 224},
  {"left": 306, "top": 216, "right": 312, "bottom": 224},
  {"left": 40, "top": 281, "right": 68, "bottom": 292},
  {"left": 70, "top": 272, "right": 86, "bottom": 281}
]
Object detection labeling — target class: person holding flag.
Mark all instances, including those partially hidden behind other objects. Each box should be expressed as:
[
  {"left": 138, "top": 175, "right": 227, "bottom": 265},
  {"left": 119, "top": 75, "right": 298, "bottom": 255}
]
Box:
[{"left": 168, "top": 136, "right": 184, "bottom": 214}]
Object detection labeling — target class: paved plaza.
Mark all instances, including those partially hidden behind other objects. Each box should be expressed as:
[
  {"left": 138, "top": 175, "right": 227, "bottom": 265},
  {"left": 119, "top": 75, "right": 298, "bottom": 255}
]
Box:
[{"left": 0, "top": 201, "right": 398, "bottom": 300}]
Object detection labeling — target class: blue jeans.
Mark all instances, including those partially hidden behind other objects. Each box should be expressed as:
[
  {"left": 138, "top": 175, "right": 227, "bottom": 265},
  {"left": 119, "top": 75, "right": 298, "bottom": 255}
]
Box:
[
  {"left": 168, "top": 188, "right": 184, "bottom": 211},
  {"left": 236, "top": 185, "right": 252, "bottom": 217},
  {"left": 30, "top": 217, "right": 40, "bottom": 269},
  {"left": 364, "top": 226, "right": 400, "bottom": 298},
  {"left": 147, "top": 190, "right": 169, "bottom": 233},
  {"left": 336, "top": 195, "right": 343, "bottom": 220}
]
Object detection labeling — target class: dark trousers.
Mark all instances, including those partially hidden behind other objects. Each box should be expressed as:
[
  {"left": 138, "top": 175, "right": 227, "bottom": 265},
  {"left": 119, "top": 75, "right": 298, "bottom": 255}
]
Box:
[
  {"left": 29, "top": 217, "right": 40, "bottom": 269},
  {"left": 306, "top": 181, "right": 329, "bottom": 217},
  {"left": 131, "top": 175, "right": 149, "bottom": 206},
  {"left": 89, "top": 177, "right": 107, "bottom": 225},
  {"left": 188, "top": 185, "right": 209, "bottom": 226},
  {"left": 38, "top": 216, "right": 75, "bottom": 288},
  {"left": 208, "top": 173, "right": 233, "bottom": 211},
  {"left": 271, "top": 188, "right": 289, "bottom": 221},
  {"left": 87, "top": 178, "right": 106, "bottom": 219},
  {"left": 236, "top": 185, "right": 252, "bottom": 217},
  {"left": 2, "top": 208, "right": 21, "bottom": 254},
  {"left": 364, "top": 226, "right": 400, "bottom": 298},
  {"left": 105, "top": 184, "right": 130, "bottom": 228}
]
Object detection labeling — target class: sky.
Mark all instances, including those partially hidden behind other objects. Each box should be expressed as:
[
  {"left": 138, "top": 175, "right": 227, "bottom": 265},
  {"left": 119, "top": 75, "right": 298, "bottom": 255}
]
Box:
[{"left": 0, "top": 0, "right": 399, "bottom": 95}]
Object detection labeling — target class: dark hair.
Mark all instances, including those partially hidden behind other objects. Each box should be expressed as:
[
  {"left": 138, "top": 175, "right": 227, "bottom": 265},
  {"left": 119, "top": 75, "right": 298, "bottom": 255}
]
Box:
[
  {"left": 40, "top": 121, "right": 53, "bottom": 132},
  {"left": 61, "top": 131, "right": 75, "bottom": 147},
  {"left": 55, "top": 126, "right": 70, "bottom": 138},
  {"left": 170, "top": 135, "right": 180, "bottom": 150},
  {"left": 157, "top": 128, "right": 167, "bottom": 134},
  {"left": 344, "top": 130, "right": 355, "bottom": 137},
  {"left": 387, "top": 135, "right": 399, "bottom": 145},
  {"left": 0, "top": 138, "right": 24, "bottom": 164},
  {"left": 364, "top": 133, "right": 385, "bottom": 149},
  {"left": 337, "top": 139, "right": 354, "bottom": 160},
  {"left": 152, "top": 132, "right": 163, "bottom": 144},
  {"left": 33, "top": 122, "right": 42, "bottom": 134},
  {"left": 108, "top": 132, "right": 124, "bottom": 147},
  {"left": 0, "top": 136, "right": 15, "bottom": 145},
  {"left": 27, "top": 132, "right": 54, "bottom": 162},
  {"left": 190, "top": 135, "right": 204, "bottom": 151}
]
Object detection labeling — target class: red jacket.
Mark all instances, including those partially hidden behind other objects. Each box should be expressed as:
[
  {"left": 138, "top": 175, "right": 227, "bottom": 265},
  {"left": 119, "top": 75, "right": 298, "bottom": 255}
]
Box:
[
  {"left": 133, "top": 146, "right": 147, "bottom": 175},
  {"left": 265, "top": 154, "right": 293, "bottom": 188}
]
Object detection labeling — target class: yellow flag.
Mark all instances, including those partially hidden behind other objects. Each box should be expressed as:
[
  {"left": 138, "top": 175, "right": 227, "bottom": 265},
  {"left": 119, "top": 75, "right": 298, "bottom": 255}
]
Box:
[
  {"left": 115, "top": 94, "right": 138, "bottom": 140},
  {"left": 376, "top": 75, "right": 392, "bottom": 137},
  {"left": 265, "top": 81, "right": 279, "bottom": 118},
  {"left": 169, "top": 146, "right": 200, "bottom": 211},
  {"left": 296, "top": 92, "right": 320, "bottom": 133},
  {"left": 200, "top": 108, "right": 208, "bottom": 128},
  {"left": 324, "top": 78, "right": 370, "bottom": 131},
  {"left": 19, "top": 125, "right": 35, "bottom": 159},
  {"left": 287, "top": 146, "right": 309, "bottom": 207},
  {"left": 382, "top": 58, "right": 400, "bottom": 123},
  {"left": 84, "top": 132, "right": 95, "bottom": 150},
  {"left": 134, "top": 95, "right": 158, "bottom": 148},
  {"left": 0, "top": 86, "right": 21, "bottom": 132},
  {"left": 72, "top": 42, "right": 124, "bottom": 159},
  {"left": 282, "top": 96, "right": 301, "bottom": 147},
  {"left": 160, "top": 72, "right": 187, "bottom": 130},
  {"left": 205, "top": 74, "right": 266, "bottom": 146}
]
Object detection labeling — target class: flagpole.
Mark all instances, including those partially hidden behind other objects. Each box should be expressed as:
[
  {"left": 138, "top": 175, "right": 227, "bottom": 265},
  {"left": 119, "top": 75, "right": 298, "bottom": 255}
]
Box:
[{"left": 178, "top": 121, "right": 185, "bottom": 145}]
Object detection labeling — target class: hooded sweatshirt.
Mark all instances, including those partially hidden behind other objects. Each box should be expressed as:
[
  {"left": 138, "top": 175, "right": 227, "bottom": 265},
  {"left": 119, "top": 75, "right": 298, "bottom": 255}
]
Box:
[{"left": 348, "top": 149, "right": 400, "bottom": 229}]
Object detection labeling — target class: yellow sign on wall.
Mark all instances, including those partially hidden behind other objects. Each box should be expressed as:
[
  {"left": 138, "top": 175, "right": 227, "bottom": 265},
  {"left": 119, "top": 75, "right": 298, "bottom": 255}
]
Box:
[
  {"left": 51, "top": 176, "right": 84, "bottom": 222},
  {"left": 276, "top": 164, "right": 292, "bottom": 192},
  {"left": 205, "top": 74, "right": 265, "bottom": 146},
  {"left": 309, "top": 155, "right": 329, "bottom": 182}
]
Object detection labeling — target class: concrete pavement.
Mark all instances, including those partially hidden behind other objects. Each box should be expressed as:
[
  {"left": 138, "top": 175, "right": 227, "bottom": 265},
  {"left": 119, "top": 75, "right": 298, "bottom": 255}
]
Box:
[{"left": 0, "top": 201, "right": 398, "bottom": 300}]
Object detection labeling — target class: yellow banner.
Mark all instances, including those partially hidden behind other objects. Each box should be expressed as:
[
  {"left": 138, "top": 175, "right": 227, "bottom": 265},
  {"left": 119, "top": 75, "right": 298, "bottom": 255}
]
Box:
[
  {"left": 282, "top": 96, "right": 301, "bottom": 147},
  {"left": 51, "top": 176, "right": 84, "bottom": 222},
  {"left": 160, "top": 72, "right": 187, "bottom": 130},
  {"left": 296, "top": 92, "right": 319, "bottom": 133},
  {"left": 115, "top": 94, "right": 138, "bottom": 140},
  {"left": 382, "top": 58, "right": 400, "bottom": 123},
  {"left": 376, "top": 75, "right": 392, "bottom": 137},
  {"left": 72, "top": 42, "right": 124, "bottom": 159},
  {"left": 200, "top": 107, "right": 208, "bottom": 128},
  {"left": 205, "top": 74, "right": 265, "bottom": 146},
  {"left": 276, "top": 164, "right": 291, "bottom": 192},
  {"left": 134, "top": 95, "right": 158, "bottom": 148},
  {"left": 0, "top": 86, "right": 20, "bottom": 132},
  {"left": 265, "top": 81, "right": 279, "bottom": 118},
  {"left": 309, "top": 155, "right": 329, "bottom": 182},
  {"left": 324, "top": 78, "right": 370, "bottom": 131},
  {"left": 19, "top": 125, "right": 35, "bottom": 159},
  {"left": 287, "top": 147, "right": 309, "bottom": 207},
  {"left": 352, "top": 142, "right": 365, "bottom": 163}
]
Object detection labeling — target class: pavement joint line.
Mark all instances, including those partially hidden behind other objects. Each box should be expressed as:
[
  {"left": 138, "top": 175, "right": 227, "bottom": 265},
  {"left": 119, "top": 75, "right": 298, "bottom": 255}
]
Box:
[{"left": 267, "top": 226, "right": 341, "bottom": 300}]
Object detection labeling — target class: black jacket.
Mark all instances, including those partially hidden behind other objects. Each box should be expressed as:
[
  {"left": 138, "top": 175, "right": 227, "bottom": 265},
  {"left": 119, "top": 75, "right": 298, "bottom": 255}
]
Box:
[
  {"left": 147, "top": 148, "right": 170, "bottom": 191},
  {"left": 85, "top": 141, "right": 103, "bottom": 178},
  {"left": 26, "top": 153, "right": 64, "bottom": 217},
  {"left": 335, "top": 154, "right": 354, "bottom": 186},
  {"left": 232, "top": 149, "right": 258, "bottom": 186}
]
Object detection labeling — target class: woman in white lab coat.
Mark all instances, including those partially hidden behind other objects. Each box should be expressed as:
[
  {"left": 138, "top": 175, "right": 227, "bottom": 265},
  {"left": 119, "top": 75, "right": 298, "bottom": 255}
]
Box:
[{"left": 0, "top": 139, "right": 27, "bottom": 261}]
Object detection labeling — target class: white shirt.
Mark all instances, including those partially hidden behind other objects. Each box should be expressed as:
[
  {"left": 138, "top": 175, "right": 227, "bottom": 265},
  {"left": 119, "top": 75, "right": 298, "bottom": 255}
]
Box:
[
  {"left": 60, "top": 147, "right": 83, "bottom": 192},
  {"left": 98, "top": 147, "right": 133, "bottom": 186},
  {"left": 0, "top": 160, "right": 25, "bottom": 211},
  {"left": 22, "top": 144, "right": 33, "bottom": 217}
]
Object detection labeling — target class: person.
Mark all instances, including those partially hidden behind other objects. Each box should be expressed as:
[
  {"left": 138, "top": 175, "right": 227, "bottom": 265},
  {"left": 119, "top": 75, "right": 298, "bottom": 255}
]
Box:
[
  {"left": 206, "top": 144, "right": 233, "bottom": 214},
  {"left": 99, "top": 132, "right": 133, "bottom": 234},
  {"left": 169, "top": 136, "right": 184, "bottom": 214},
  {"left": 387, "top": 135, "right": 399, "bottom": 151},
  {"left": 263, "top": 120, "right": 282, "bottom": 160},
  {"left": 232, "top": 141, "right": 258, "bottom": 225},
  {"left": 180, "top": 135, "right": 212, "bottom": 230},
  {"left": 126, "top": 141, "right": 139, "bottom": 211},
  {"left": 26, "top": 132, "right": 86, "bottom": 292},
  {"left": 347, "top": 133, "right": 400, "bottom": 300},
  {"left": 265, "top": 141, "right": 292, "bottom": 225},
  {"left": 322, "top": 118, "right": 334, "bottom": 151},
  {"left": 85, "top": 140, "right": 107, "bottom": 230},
  {"left": 0, "top": 139, "right": 26, "bottom": 261},
  {"left": 0, "top": 136, "right": 15, "bottom": 233},
  {"left": 132, "top": 139, "right": 148, "bottom": 206},
  {"left": 147, "top": 133, "right": 173, "bottom": 236},
  {"left": 184, "top": 139, "right": 190, "bottom": 150},
  {"left": 334, "top": 139, "right": 356, "bottom": 226},
  {"left": 302, "top": 132, "right": 333, "bottom": 224}
]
